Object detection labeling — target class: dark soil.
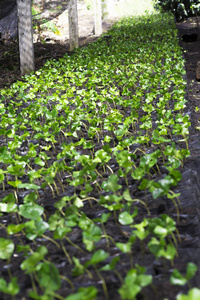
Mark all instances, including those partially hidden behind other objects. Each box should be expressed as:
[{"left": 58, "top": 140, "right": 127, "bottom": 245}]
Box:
[
  {"left": 0, "top": 19, "right": 114, "bottom": 88},
  {"left": 0, "top": 16, "right": 200, "bottom": 300},
  {"left": 0, "top": 36, "right": 99, "bottom": 88}
]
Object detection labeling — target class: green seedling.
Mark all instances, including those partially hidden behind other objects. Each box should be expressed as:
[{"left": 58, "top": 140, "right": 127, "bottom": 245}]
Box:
[
  {"left": 0, "top": 238, "right": 15, "bottom": 260},
  {"left": 19, "top": 203, "right": 44, "bottom": 221},
  {"left": 20, "top": 246, "right": 48, "bottom": 274},
  {"left": 0, "top": 277, "right": 19, "bottom": 296},
  {"left": 118, "top": 265, "right": 152, "bottom": 300},
  {"left": 116, "top": 242, "right": 132, "bottom": 253},
  {"left": 176, "top": 288, "right": 200, "bottom": 300},
  {"left": 65, "top": 286, "right": 98, "bottom": 300},
  {"left": 0, "top": 193, "right": 17, "bottom": 214},
  {"left": 132, "top": 219, "right": 149, "bottom": 241},
  {"left": 92, "top": 213, "right": 113, "bottom": 247},
  {"left": 82, "top": 222, "right": 102, "bottom": 252},
  {"left": 72, "top": 257, "right": 86, "bottom": 277},
  {"left": 85, "top": 249, "right": 109, "bottom": 299},
  {"left": 170, "top": 262, "right": 198, "bottom": 286},
  {"left": 100, "top": 256, "right": 123, "bottom": 282},
  {"left": 131, "top": 150, "right": 161, "bottom": 180},
  {"left": 101, "top": 174, "right": 122, "bottom": 193},
  {"left": 148, "top": 237, "right": 177, "bottom": 261},
  {"left": 0, "top": 11, "right": 193, "bottom": 300},
  {"left": 36, "top": 262, "right": 61, "bottom": 293}
]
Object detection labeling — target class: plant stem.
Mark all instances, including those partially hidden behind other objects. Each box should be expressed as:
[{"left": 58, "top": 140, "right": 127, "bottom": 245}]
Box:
[
  {"left": 101, "top": 234, "right": 115, "bottom": 246},
  {"left": 95, "top": 266, "right": 109, "bottom": 300},
  {"left": 60, "top": 275, "right": 74, "bottom": 289},
  {"left": 61, "top": 240, "right": 72, "bottom": 265},
  {"left": 65, "top": 236, "right": 85, "bottom": 253},
  {"left": 42, "top": 234, "right": 60, "bottom": 248}
]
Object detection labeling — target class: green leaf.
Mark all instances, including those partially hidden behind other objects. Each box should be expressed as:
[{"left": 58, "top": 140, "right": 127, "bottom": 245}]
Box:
[
  {"left": 19, "top": 204, "right": 44, "bottom": 220},
  {"left": 133, "top": 219, "right": 149, "bottom": 240},
  {"left": 7, "top": 224, "right": 25, "bottom": 235},
  {"left": 82, "top": 239, "right": 94, "bottom": 252},
  {"left": 147, "top": 237, "right": 164, "bottom": 258},
  {"left": 123, "top": 189, "right": 132, "bottom": 201},
  {"left": 82, "top": 224, "right": 101, "bottom": 252},
  {"left": 104, "top": 135, "right": 111, "bottom": 143},
  {"left": 137, "top": 274, "right": 152, "bottom": 287},
  {"left": 94, "top": 149, "right": 111, "bottom": 164},
  {"left": 21, "top": 246, "right": 48, "bottom": 273},
  {"left": 186, "top": 263, "right": 198, "bottom": 280},
  {"left": 17, "top": 183, "right": 40, "bottom": 190},
  {"left": 72, "top": 257, "right": 85, "bottom": 276},
  {"left": 177, "top": 288, "right": 200, "bottom": 300},
  {"left": 0, "top": 277, "right": 19, "bottom": 296},
  {"left": 83, "top": 224, "right": 101, "bottom": 242},
  {"left": 8, "top": 180, "right": 22, "bottom": 188},
  {"left": 54, "top": 199, "right": 67, "bottom": 211},
  {"left": 0, "top": 172, "right": 4, "bottom": 182},
  {"left": 0, "top": 238, "right": 15, "bottom": 259},
  {"left": 152, "top": 187, "right": 164, "bottom": 199},
  {"left": 131, "top": 167, "right": 145, "bottom": 180},
  {"left": 34, "top": 157, "right": 45, "bottom": 166},
  {"left": 74, "top": 197, "right": 84, "bottom": 208},
  {"left": 24, "top": 192, "right": 38, "bottom": 203},
  {"left": 170, "top": 269, "right": 187, "bottom": 286},
  {"left": 118, "top": 266, "right": 152, "bottom": 300},
  {"left": 153, "top": 225, "right": 168, "bottom": 237},
  {"left": 116, "top": 242, "right": 132, "bottom": 253},
  {"left": 36, "top": 262, "right": 61, "bottom": 291},
  {"left": 118, "top": 211, "right": 133, "bottom": 225},
  {"left": 101, "top": 213, "right": 111, "bottom": 223},
  {"left": 25, "top": 220, "right": 49, "bottom": 240},
  {"left": 119, "top": 283, "right": 141, "bottom": 300},
  {"left": 101, "top": 174, "right": 122, "bottom": 192},
  {"left": 0, "top": 202, "right": 17, "bottom": 213},
  {"left": 87, "top": 249, "right": 109, "bottom": 265},
  {"left": 138, "top": 178, "right": 149, "bottom": 190},
  {"left": 64, "top": 286, "right": 98, "bottom": 300},
  {"left": 53, "top": 226, "right": 71, "bottom": 239},
  {"left": 1, "top": 193, "right": 15, "bottom": 203},
  {"left": 100, "top": 257, "right": 120, "bottom": 271}
]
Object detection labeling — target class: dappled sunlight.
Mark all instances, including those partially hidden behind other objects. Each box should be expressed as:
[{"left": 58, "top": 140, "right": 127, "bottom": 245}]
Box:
[{"left": 114, "top": 0, "right": 155, "bottom": 17}]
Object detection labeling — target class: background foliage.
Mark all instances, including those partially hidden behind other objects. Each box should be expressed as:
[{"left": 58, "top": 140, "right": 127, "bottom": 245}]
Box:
[{"left": 153, "top": 0, "right": 200, "bottom": 20}]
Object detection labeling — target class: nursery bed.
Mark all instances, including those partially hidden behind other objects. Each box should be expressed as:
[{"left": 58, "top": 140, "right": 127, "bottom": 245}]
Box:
[{"left": 0, "top": 13, "right": 200, "bottom": 300}]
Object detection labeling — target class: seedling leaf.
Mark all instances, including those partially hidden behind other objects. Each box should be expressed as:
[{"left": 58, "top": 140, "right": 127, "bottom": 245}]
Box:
[{"left": 0, "top": 238, "right": 15, "bottom": 259}]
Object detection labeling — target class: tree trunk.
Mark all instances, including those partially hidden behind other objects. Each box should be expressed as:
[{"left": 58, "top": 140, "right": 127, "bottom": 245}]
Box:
[
  {"left": 94, "top": 0, "right": 102, "bottom": 35},
  {"left": 17, "top": 0, "right": 35, "bottom": 76},
  {"left": 68, "top": 0, "right": 79, "bottom": 51}
]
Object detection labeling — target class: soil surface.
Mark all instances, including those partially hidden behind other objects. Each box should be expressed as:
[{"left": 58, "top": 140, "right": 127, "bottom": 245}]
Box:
[
  {"left": 0, "top": 14, "right": 200, "bottom": 300},
  {"left": 0, "top": 2, "right": 118, "bottom": 88}
]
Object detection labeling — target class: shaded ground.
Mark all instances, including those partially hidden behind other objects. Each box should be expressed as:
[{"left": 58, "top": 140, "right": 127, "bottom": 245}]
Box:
[
  {"left": 177, "top": 16, "right": 200, "bottom": 135},
  {"left": 0, "top": 14, "right": 200, "bottom": 300},
  {"left": 0, "top": 18, "right": 116, "bottom": 88}
]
